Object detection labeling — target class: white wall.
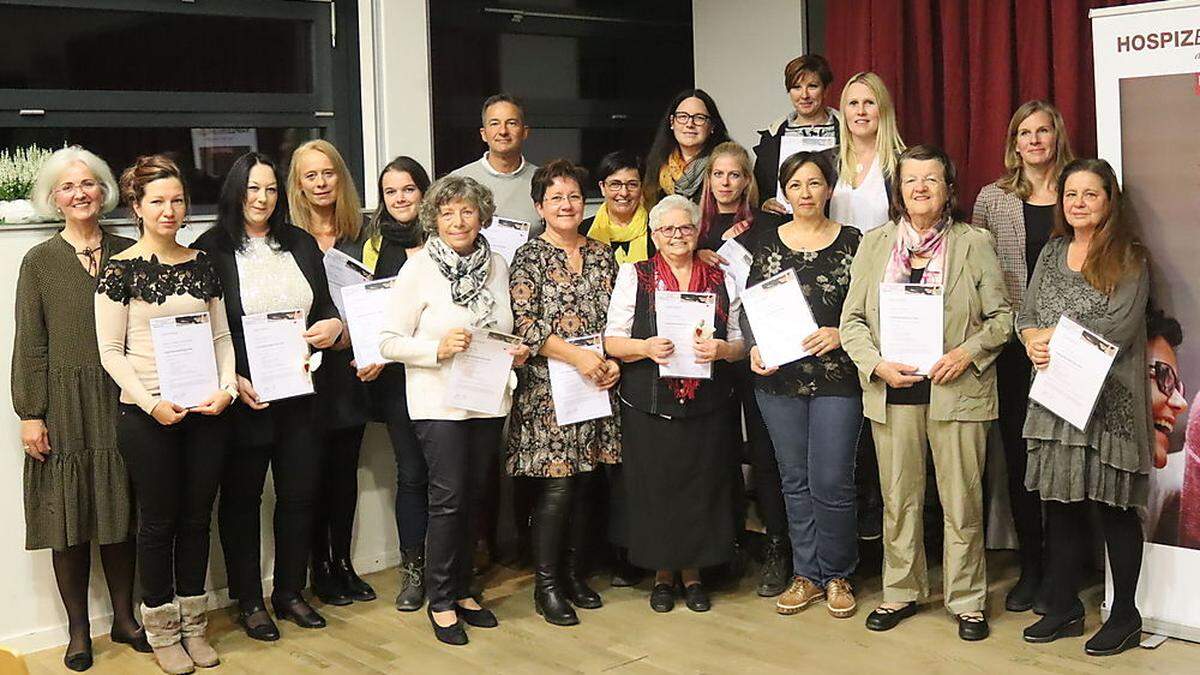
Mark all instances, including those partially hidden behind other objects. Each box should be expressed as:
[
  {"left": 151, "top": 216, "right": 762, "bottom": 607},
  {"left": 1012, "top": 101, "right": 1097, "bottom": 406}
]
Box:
[{"left": 692, "top": 0, "right": 807, "bottom": 153}]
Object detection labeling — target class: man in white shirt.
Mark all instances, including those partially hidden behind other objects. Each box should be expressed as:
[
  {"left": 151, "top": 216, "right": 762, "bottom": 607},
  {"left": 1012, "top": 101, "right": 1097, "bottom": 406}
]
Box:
[{"left": 450, "top": 94, "right": 542, "bottom": 236}]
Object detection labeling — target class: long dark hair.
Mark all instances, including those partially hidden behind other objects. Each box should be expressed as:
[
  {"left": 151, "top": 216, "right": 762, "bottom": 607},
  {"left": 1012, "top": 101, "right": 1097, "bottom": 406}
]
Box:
[
  {"left": 1051, "top": 158, "right": 1144, "bottom": 294},
  {"left": 642, "top": 88, "right": 731, "bottom": 206},
  {"left": 366, "top": 155, "right": 432, "bottom": 235},
  {"left": 214, "top": 152, "right": 292, "bottom": 252}
]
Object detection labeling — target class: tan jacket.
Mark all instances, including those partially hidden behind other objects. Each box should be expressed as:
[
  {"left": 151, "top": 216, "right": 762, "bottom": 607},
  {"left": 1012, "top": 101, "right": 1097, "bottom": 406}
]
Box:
[{"left": 839, "top": 221, "right": 1013, "bottom": 424}]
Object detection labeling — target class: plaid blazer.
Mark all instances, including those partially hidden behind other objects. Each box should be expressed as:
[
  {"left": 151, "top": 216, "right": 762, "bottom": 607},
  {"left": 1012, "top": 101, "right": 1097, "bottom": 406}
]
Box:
[{"left": 971, "top": 181, "right": 1026, "bottom": 310}]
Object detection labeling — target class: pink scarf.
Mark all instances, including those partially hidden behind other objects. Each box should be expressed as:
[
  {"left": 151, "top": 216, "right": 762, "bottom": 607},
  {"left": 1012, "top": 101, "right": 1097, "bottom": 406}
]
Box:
[{"left": 884, "top": 218, "right": 949, "bottom": 284}]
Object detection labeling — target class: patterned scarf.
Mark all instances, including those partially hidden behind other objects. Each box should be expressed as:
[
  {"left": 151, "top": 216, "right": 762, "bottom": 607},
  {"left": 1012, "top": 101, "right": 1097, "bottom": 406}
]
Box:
[
  {"left": 884, "top": 217, "right": 950, "bottom": 285},
  {"left": 639, "top": 252, "right": 728, "bottom": 402},
  {"left": 425, "top": 234, "right": 497, "bottom": 328},
  {"left": 586, "top": 202, "right": 650, "bottom": 264},
  {"left": 659, "top": 148, "right": 706, "bottom": 201}
]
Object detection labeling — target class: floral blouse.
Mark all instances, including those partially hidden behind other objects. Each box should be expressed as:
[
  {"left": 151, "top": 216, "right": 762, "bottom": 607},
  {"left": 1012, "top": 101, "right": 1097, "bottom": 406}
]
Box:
[
  {"left": 743, "top": 223, "right": 862, "bottom": 398},
  {"left": 504, "top": 237, "right": 621, "bottom": 477}
]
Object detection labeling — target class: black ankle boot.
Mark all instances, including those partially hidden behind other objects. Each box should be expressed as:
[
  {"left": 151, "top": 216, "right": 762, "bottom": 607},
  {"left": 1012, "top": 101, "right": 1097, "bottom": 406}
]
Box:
[
  {"left": 395, "top": 546, "right": 426, "bottom": 612},
  {"left": 1085, "top": 610, "right": 1142, "bottom": 656},
  {"left": 757, "top": 536, "right": 791, "bottom": 597},
  {"left": 535, "top": 565, "right": 579, "bottom": 626},
  {"left": 334, "top": 557, "right": 377, "bottom": 602},
  {"left": 564, "top": 547, "right": 602, "bottom": 609},
  {"left": 311, "top": 558, "right": 352, "bottom": 606}
]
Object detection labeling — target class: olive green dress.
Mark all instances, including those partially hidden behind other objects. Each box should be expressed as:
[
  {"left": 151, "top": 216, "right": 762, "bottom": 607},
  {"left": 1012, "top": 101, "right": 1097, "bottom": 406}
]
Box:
[{"left": 12, "top": 231, "right": 135, "bottom": 550}]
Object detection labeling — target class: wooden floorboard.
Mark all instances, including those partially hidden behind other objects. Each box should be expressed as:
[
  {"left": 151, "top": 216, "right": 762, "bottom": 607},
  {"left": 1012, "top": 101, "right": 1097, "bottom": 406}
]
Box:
[{"left": 21, "top": 552, "right": 1199, "bottom": 674}]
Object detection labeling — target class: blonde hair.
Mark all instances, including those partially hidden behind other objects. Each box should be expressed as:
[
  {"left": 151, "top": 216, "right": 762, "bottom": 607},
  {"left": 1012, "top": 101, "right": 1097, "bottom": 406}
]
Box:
[
  {"left": 837, "top": 72, "right": 905, "bottom": 184},
  {"left": 287, "top": 140, "right": 362, "bottom": 241},
  {"left": 996, "top": 100, "right": 1074, "bottom": 200},
  {"left": 702, "top": 142, "right": 759, "bottom": 210},
  {"left": 29, "top": 146, "right": 120, "bottom": 219}
]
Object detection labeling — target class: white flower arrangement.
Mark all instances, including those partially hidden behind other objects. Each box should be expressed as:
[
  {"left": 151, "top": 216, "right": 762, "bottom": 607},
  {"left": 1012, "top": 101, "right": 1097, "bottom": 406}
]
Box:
[{"left": 0, "top": 144, "right": 61, "bottom": 224}]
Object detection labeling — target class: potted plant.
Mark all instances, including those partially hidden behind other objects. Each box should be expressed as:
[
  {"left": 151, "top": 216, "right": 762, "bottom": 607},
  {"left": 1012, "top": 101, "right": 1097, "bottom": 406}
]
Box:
[{"left": 0, "top": 144, "right": 59, "bottom": 224}]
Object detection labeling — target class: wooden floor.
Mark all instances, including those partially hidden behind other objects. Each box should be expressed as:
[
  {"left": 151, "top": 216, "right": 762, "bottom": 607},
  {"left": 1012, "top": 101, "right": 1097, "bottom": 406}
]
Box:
[{"left": 23, "top": 552, "right": 1199, "bottom": 674}]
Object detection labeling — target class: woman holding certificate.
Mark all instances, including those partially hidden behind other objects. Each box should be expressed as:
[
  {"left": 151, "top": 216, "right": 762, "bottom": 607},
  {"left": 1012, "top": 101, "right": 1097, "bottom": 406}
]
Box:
[
  {"left": 744, "top": 151, "right": 863, "bottom": 618},
  {"left": 506, "top": 159, "right": 621, "bottom": 626},
  {"left": 604, "top": 195, "right": 746, "bottom": 613},
  {"left": 379, "top": 175, "right": 530, "bottom": 645},
  {"left": 14, "top": 146, "right": 149, "bottom": 670},
  {"left": 971, "top": 100, "right": 1074, "bottom": 613},
  {"left": 95, "top": 155, "right": 237, "bottom": 674},
  {"left": 193, "top": 152, "right": 343, "bottom": 640},
  {"left": 1017, "top": 158, "right": 1151, "bottom": 656},
  {"left": 287, "top": 140, "right": 378, "bottom": 607},
  {"left": 839, "top": 145, "right": 1011, "bottom": 642}
]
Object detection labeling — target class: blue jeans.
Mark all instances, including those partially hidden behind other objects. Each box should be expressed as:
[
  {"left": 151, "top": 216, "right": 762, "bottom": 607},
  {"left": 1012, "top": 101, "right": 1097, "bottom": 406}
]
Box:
[{"left": 755, "top": 391, "right": 862, "bottom": 586}]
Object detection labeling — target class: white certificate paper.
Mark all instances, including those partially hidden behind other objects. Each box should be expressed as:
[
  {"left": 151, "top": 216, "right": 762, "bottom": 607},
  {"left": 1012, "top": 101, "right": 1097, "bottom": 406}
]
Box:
[
  {"left": 243, "top": 309, "right": 314, "bottom": 402},
  {"left": 444, "top": 328, "right": 521, "bottom": 415},
  {"left": 716, "top": 238, "right": 753, "bottom": 298},
  {"left": 323, "top": 247, "right": 373, "bottom": 318},
  {"left": 655, "top": 291, "right": 717, "bottom": 380},
  {"left": 149, "top": 312, "right": 218, "bottom": 409},
  {"left": 742, "top": 269, "right": 820, "bottom": 369},
  {"left": 341, "top": 276, "right": 396, "bottom": 368},
  {"left": 481, "top": 217, "right": 531, "bottom": 265},
  {"left": 1029, "top": 315, "right": 1119, "bottom": 431},
  {"left": 879, "top": 282, "right": 944, "bottom": 376},
  {"left": 775, "top": 134, "right": 838, "bottom": 213},
  {"left": 548, "top": 334, "right": 613, "bottom": 427}
]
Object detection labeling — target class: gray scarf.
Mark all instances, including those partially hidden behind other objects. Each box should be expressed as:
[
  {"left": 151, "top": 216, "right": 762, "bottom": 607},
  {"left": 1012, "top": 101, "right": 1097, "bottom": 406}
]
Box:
[
  {"left": 672, "top": 156, "right": 707, "bottom": 201},
  {"left": 425, "top": 234, "right": 497, "bottom": 328}
]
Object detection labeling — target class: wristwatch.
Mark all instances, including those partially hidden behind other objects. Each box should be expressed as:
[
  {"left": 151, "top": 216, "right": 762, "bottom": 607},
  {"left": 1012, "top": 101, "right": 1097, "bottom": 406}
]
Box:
[{"left": 222, "top": 383, "right": 239, "bottom": 401}]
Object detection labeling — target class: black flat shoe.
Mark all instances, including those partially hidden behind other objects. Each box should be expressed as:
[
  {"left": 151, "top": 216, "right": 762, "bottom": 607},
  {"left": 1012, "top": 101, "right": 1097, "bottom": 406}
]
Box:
[
  {"left": 63, "top": 638, "right": 92, "bottom": 672},
  {"left": 683, "top": 583, "right": 711, "bottom": 612},
  {"left": 1023, "top": 610, "right": 1085, "bottom": 643},
  {"left": 110, "top": 626, "right": 152, "bottom": 653},
  {"left": 958, "top": 613, "right": 990, "bottom": 641},
  {"left": 865, "top": 602, "right": 918, "bottom": 631},
  {"left": 272, "top": 593, "right": 327, "bottom": 629},
  {"left": 1085, "top": 614, "right": 1142, "bottom": 656},
  {"left": 311, "top": 559, "right": 352, "bottom": 606},
  {"left": 237, "top": 604, "right": 281, "bottom": 642},
  {"left": 649, "top": 583, "right": 675, "bottom": 613},
  {"left": 334, "top": 558, "right": 377, "bottom": 602},
  {"left": 427, "top": 605, "right": 468, "bottom": 646},
  {"left": 455, "top": 603, "right": 498, "bottom": 628}
]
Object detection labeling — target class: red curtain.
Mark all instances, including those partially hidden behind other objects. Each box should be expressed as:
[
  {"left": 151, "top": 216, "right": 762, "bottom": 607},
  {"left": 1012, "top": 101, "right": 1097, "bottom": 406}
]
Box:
[{"left": 823, "top": 0, "right": 1144, "bottom": 217}]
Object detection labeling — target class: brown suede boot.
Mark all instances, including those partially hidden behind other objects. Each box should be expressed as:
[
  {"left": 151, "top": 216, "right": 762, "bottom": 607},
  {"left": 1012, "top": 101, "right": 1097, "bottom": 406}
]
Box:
[
  {"left": 140, "top": 602, "right": 195, "bottom": 675},
  {"left": 177, "top": 595, "right": 220, "bottom": 668}
]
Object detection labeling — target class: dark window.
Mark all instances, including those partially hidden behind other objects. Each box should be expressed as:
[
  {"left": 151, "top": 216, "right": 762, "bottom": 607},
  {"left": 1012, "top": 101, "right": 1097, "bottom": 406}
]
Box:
[
  {"left": 430, "top": 1, "right": 694, "bottom": 195},
  {"left": 0, "top": 0, "right": 362, "bottom": 211}
]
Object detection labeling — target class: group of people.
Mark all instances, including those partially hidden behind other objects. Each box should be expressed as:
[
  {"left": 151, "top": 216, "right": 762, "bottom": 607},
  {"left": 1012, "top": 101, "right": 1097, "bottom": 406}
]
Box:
[{"left": 13, "top": 52, "right": 1160, "bottom": 673}]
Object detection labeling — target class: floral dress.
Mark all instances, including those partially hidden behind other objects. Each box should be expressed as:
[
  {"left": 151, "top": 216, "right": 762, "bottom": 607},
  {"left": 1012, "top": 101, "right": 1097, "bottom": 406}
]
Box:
[
  {"left": 742, "top": 223, "right": 862, "bottom": 398},
  {"left": 505, "top": 237, "right": 621, "bottom": 477}
]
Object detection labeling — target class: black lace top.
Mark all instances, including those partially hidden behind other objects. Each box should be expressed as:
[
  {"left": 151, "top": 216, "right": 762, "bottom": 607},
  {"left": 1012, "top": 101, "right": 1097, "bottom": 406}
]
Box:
[{"left": 96, "top": 252, "right": 223, "bottom": 305}]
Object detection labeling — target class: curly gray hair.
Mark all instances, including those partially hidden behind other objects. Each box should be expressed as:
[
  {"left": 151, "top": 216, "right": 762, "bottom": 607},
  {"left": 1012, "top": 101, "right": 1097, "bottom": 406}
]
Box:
[
  {"left": 419, "top": 175, "right": 497, "bottom": 235},
  {"left": 648, "top": 194, "right": 700, "bottom": 231},
  {"left": 29, "top": 146, "right": 120, "bottom": 219}
]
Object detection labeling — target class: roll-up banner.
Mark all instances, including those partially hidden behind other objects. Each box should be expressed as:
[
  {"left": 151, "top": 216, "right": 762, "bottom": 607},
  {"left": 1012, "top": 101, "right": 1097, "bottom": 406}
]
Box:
[{"left": 1092, "top": 0, "right": 1200, "bottom": 643}]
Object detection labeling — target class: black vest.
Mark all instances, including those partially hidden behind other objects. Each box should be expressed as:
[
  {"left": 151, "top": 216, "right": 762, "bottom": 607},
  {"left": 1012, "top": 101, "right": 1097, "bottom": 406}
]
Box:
[{"left": 618, "top": 260, "right": 733, "bottom": 418}]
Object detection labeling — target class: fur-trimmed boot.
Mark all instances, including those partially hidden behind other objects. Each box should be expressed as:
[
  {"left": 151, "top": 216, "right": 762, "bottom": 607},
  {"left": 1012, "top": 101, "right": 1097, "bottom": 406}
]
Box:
[
  {"left": 140, "top": 602, "right": 195, "bottom": 675},
  {"left": 176, "top": 595, "right": 219, "bottom": 668}
]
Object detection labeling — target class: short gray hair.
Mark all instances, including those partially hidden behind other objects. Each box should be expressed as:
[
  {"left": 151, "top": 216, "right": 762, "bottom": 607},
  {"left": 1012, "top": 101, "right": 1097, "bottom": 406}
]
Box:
[
  {"left": 419, "top": 175, "right": 497, "bottom": 235},
  {"left": 29, "top": 146, "right": 120, "bottom": 219},
  {"left": 648, "top": 194, "right": 699, "bottom": 231}
]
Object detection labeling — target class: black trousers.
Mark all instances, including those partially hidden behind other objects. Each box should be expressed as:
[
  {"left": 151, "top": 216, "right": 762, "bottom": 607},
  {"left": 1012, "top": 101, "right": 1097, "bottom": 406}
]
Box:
[
  {"left": 995, "top": 339, "right": 1044, "bottom": 570},
  {"left": 313, "top": 425, "right": 367, "bottom": 562},
  {"left": 1044, "top": 499, "right": 1143, "bottom": 619},
  {"left": 387, "top": 411, "right": 428, "bottom": 551},
  {"left": 117, "top": 404, "right": 228, "bottom": 607},
  {"left": 219, "top": 399, "right": 322, "bottom": 600},
  {"left": 414, "top": 417, "right": 504, "bottom": 611}
]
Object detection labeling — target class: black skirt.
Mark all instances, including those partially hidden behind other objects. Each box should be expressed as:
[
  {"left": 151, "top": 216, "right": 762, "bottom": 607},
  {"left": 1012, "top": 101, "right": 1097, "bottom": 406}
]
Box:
[{"left": 620, "top": 401, "right": 736, "bottom": 570}]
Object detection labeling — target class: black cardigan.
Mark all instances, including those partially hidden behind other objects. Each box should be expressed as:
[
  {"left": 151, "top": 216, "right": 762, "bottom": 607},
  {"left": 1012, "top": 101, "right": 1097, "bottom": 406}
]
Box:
[{"left": 192, "top": 224, "right": 341, "bottom": 444}]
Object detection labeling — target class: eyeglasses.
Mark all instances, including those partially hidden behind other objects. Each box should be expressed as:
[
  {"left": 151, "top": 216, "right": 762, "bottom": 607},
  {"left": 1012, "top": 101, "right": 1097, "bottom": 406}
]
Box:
[
  {"left": 55, "top": 180, "right": 99, "bottom": 196},
  {"left": 603, "top": 180, "right": 642, "bottom": 193},
  {"left": 546, "top": 194, "right": 584, "bottom": 206},
  {"left": 1149, "top": 360, "right": 1185, "bottom": 399},
  {"left": 653, "top": 224, "right": 697, "bottom": 239},
  {"left": 671, "top": 112, "right": 711, "bottom": 127}
]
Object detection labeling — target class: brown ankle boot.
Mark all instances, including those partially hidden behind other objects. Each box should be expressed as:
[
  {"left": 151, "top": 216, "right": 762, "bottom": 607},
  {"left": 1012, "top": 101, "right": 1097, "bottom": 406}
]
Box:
[
  {"left": 177, "top": 595, "right": 219, "bottom": 667},
  {"left": 140, "top": 602, "right": 195, "bottom": 675}
]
